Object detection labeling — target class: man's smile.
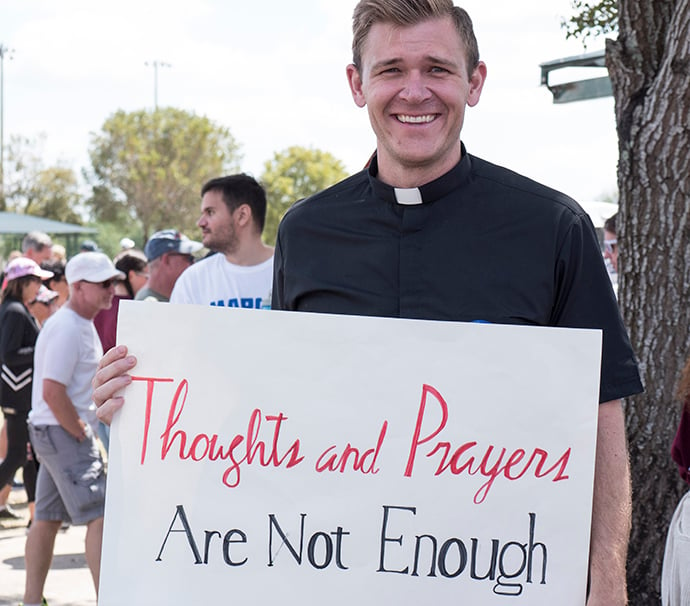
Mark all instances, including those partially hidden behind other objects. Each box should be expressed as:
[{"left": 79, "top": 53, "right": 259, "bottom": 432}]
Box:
[{"left": 395, "top": 114, "right": 437, "bottom": 124}]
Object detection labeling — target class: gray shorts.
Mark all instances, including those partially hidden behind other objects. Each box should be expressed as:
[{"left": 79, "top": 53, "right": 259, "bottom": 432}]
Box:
[{"left": 28, "top": 423, "right": 106, "bottom": 525}]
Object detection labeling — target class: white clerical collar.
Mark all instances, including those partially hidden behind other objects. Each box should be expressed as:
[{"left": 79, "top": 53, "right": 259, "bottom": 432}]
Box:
[{"left": 394, "top": 187, "right": 423, "bottom": 205}]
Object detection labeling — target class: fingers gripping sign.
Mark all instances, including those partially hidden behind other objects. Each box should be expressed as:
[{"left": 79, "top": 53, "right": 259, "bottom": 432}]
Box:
[{"left": 93, "top": 345, "right": 138, "bottom": 425}]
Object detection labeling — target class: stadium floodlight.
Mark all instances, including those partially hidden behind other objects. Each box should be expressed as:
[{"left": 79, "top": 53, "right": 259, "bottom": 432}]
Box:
[{"left": 145, "top": 60, "right": 171, "bottom": 110}]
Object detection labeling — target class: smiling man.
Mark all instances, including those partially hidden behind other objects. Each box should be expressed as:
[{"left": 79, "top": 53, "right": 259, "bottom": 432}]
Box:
[
  {"left": 93, "top": 2, "right": 642, "bottom": 604},
  {"left": 348, "top": 8, "right": 484, "bottom": 187},
  {"left": 271, "top": 2, "right": 642, "bottom": 605}
]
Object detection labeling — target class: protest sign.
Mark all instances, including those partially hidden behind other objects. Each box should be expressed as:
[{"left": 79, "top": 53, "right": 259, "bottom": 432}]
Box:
[{"left": 99, "top": 301, "right": 601, "bottom": 605}]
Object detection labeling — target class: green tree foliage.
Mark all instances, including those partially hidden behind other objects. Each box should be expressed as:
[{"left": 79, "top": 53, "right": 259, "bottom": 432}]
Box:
[
  {"left": 86, "top": 108, "right": 242, "bottom": 239},
  {"left": 4, "top": 134, "right": 83, "bottom": 224},
  {"left": 93, "top": 220, "right": 146, "bottom": 259},
  {"left": 83, "top": 181, "right": 145, "bottom": 256},
  {"left": 261, "top": 146, "right": 349, "bottom": 246},
  {"left": 562, "top": 0, "right": 618, "bottom": 45}
]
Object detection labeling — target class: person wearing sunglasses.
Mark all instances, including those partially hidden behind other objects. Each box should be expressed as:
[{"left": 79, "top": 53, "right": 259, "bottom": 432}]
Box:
[
  {"left": 22, "top": 252, "right": 124, "bottom": 606},
  {"left": 603, "top": 213, "right": 618, "bottom": 296},
  {"left": 94, "top": 249, "right": 149, "bottom": 356},
  {"left": 604, "top": 213, "right": 618, "bottom": 273}
]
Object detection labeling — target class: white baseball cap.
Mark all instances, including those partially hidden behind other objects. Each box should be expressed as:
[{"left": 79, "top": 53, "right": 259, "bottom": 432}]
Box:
[{"left": 65, "top": 252, "right": 126, "bottom": 285}]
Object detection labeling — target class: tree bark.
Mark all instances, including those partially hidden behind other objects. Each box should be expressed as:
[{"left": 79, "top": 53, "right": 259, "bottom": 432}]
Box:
[{"left": 607, "top": 0, "right": 690, "bottom": 603}]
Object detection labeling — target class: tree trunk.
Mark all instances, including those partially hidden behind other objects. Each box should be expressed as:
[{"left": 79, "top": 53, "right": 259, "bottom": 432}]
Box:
[{"left": 607, "top": 1, "right": 690, "bottom": 603}]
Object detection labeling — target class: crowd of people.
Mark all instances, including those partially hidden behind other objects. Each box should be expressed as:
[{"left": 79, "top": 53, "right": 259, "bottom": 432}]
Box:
[
  {"left": 0, "top": 225, "right": 206, "bottom": 605},
  {"left": 0, "top": 0, "right": 686, "bottom": 605},
  {"left": 0, "top": 171, "right": 273, "bottom": 604}
]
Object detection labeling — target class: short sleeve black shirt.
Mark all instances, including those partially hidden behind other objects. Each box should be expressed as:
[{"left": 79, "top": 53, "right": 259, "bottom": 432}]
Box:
[{"left": 273, "top": 148, "right": 642, "bottom": 403}]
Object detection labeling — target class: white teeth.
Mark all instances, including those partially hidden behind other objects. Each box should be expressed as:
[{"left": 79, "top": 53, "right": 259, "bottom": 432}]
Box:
[{"left": 397, "top": 114, "right": 435, "bottom": 124}]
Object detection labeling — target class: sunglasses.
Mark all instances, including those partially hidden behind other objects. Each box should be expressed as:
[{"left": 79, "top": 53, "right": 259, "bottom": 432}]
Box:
[
  {"left": 84, "top": 279, "right": 115, "bottom": 289},
  {"left": 604, "top": 239, "right": 617, "bottom": 254}
]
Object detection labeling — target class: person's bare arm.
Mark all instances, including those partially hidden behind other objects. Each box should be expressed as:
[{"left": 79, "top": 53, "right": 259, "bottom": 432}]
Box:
[
  {"left": 587, "top": 399, "right": 631, "bottom": 605},
  {"left": 91, "top": 345, "right": 137, "bottom": 425},
  {"left": 43, "top": 379, "right": 88, "bottom": 441}
]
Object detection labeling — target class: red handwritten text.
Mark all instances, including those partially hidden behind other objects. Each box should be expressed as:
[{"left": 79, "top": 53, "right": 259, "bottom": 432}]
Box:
[
  {"left": 315, "top": 421, "right": 388, "bottom": 474},
  {"left": 132, "top": 376, "right": 304, "bottom": 487},
  {"left": 405, "top": 384, "right": 571, "bottom": 504}
]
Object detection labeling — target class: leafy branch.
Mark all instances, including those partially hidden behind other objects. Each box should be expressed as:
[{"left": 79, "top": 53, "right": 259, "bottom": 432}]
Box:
[{"left": 562, "top": 0, "right": 618, "bottom": 46}]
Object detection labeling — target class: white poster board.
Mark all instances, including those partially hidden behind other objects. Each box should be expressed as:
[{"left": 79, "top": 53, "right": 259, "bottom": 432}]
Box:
[{"left": 100, "top": 302, "right": 601, "bottom": 605}]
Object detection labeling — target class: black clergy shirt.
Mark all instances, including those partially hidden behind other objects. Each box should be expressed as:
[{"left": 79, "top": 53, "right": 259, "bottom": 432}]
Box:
[{"left": 272, "top": 146, "right": 643, "bottom": 404}]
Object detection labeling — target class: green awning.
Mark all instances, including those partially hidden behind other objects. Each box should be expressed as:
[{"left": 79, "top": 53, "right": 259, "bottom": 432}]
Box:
[{"left": 0, "top": 211, "right": 96, "bottom": 235}]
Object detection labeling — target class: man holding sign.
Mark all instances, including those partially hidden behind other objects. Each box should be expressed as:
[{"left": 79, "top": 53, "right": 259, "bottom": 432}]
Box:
[{"left": 95, "top": 1, "right": 642, "bottom": 604}]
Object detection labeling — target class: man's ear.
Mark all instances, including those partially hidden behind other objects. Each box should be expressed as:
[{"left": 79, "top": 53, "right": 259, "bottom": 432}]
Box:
[
  {"left": 234, "top": 204, "right": 252, "bottom": 227},
  {"left": 467, "top": 61, "right": 487, "bottom": 108},
  {"left": 346, "top": 64, "right": 367, "bottom": 108}
]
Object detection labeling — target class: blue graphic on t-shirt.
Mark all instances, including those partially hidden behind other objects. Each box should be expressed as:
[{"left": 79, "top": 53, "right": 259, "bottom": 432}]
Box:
[{"left": 211, "top": 297, "right": 263, "bottom": 308}]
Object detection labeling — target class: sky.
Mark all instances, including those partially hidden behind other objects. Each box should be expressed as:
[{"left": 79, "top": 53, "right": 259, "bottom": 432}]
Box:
[{"left": 0, "top": 0, "right": 619, "bottom": 206}]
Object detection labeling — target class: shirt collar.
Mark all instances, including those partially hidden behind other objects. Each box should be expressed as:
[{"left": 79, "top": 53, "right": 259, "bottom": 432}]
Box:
[{"left": 367, "top": 143, "right": 473, "bottom": 206}]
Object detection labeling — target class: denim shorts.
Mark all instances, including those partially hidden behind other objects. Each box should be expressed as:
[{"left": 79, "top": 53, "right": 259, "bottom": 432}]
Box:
[{"left": 28, "top": 423, "right": 106, "bottom": 525}]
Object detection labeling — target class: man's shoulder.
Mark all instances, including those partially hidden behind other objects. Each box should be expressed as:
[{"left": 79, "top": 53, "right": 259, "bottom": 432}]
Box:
[
  {"left": 135, "top": 286, "right": 167, "bottom": 302},
  {"left": 468, "top": 153, "right": 586, "bottom": 219},
  {"left": 37, "top": 307, "right": 80, "bottom": 343},
  {"left": 176, "top": 253, "right": 220, "bottom": 282},
  {"left": 282, "top": 170, "right": 369, "bottom": 223},
  {"left": 49, "top": 306, "right": 83, "bottom": 328},
  {"left": 41, "top": 306, "right": 67, "bottom": 328},
  {"left": 170, "top": 253, "right": 228, "bottom": 304}
]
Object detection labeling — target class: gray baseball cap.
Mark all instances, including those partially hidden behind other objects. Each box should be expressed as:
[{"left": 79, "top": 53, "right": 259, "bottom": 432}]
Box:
[{"left": 144, "top": 230, "right": 203, "bottom": 261}]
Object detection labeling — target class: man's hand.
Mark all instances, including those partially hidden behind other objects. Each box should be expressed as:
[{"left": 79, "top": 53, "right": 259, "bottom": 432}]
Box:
[
  {"left": 92, "top": 345, "right": 137, "bottom": 426},
  {"left": 43, "top": 379, "right": 87, "bottom": 440}
]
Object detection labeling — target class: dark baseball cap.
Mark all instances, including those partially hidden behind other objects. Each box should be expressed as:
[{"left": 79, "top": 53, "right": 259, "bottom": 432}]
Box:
[
  {"left": 80, "top": 239, "right": 101, "bottom": 252},
  {"left": 144, "top": 229, "right": 203, "bottom": 262}
]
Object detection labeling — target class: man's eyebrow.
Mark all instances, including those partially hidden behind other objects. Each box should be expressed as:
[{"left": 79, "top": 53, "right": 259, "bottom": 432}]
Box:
[
  {"left": 370, "top": 55, "right": 459, "bottom": 71},
  {"left": 370, "top": 57, "right": 403, "bottom": 71},
  {"left": 425, "top": 55, "right": 460, "bottom": 68}
]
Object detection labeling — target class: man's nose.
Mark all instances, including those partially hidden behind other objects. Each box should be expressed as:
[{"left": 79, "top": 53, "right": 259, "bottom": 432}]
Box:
[{"left": 400, "top": 71, "right": 432, "bottom": 102}]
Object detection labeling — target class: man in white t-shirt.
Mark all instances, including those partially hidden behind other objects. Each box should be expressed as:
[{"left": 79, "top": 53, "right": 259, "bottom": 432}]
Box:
[
  {"left": 24, "top": 252, "right": 124, "bottom": 606},
  {"left": 170, "top": 174, "right": 274, "bottom": 308}
]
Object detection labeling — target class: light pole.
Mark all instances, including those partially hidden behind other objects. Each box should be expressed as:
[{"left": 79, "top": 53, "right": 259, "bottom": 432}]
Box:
[
  {"left": 144, "top": 60, "right": 171, "bottom": 110},
  {"left": 0, "top": 44, "right": 14, "bottom": 206}
]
